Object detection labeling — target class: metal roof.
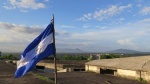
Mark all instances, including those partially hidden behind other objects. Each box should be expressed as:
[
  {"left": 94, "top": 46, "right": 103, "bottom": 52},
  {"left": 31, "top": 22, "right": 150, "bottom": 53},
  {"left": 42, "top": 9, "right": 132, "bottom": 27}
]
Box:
[{"left": 85, "top": 56, "right": 150, "bottom": 71}]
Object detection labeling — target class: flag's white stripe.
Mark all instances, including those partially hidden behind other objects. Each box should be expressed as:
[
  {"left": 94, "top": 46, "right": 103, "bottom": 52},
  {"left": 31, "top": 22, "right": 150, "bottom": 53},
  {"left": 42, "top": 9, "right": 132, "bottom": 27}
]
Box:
[{"left": 17, "top": 33, "right": 53, "bottom": 69}]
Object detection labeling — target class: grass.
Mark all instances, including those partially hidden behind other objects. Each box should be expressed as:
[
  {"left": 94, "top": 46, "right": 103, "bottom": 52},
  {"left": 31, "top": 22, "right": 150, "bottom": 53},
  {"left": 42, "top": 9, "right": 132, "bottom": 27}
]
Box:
[
  {"left": 34, "top": 73, "right": 55, "bottom": 84},
  {"left": 137, "top": 78, "right": 147, "bottom": 83}
]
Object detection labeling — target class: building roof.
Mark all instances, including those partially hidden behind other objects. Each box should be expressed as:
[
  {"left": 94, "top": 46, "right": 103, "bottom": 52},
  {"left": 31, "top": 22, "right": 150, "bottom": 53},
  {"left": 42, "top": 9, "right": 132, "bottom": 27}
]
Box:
[
  {"left": 39, "top": 60, "right": 88, "bottom": 68},
  {"left": 40, "top": 60, "right": 88, "bottom": 65},
  {"left": 85, "top": 56, "right": 150, "bottom": 71}
]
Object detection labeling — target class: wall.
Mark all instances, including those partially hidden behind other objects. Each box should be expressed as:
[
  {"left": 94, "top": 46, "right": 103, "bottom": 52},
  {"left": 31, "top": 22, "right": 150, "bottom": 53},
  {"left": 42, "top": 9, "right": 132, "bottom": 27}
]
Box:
[
  {"left": 139, "top": 71, "right": 150, "bottom": 82},
  {"left": 37, "top": 62, "right": 85, "bottom": 73},
  {"left": 116, "top": 69, "right": 137, "bottom": 79},
  {"left": 117, "top": 69, "right": 150, "bottom": 82},
  {"left": 117, "top": 69, "right": 137, "bottom": 77},
  {"left": 37, "top": 62, "right": 64, "bottom": 70},
  {"left": 36, "top": 62, "right": 64, "bottom": 73},
  {"left": 85, "top": 65, "right": 150, "bottom": 82},
  {"left": 85, "top": 65, "right": 100, "bottom": 73}
]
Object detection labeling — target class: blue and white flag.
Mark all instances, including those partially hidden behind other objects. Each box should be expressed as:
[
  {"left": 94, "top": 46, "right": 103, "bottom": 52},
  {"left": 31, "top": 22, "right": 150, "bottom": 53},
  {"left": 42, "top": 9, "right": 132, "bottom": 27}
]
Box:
[{"left": 15, "top": 20, "right": 55, "bottom": 78}]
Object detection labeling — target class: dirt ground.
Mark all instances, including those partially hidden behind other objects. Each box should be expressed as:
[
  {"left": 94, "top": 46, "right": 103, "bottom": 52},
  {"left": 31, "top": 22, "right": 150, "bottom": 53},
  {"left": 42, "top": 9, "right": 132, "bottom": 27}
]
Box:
[
  {"left": 0, "top": 60, "right": 147, "bottom": 84},
  {"left": 34, "top": 71, "right": 147, "bottom": 84},
  {"left": 0, "top": 60, "right": 51, "bottom": 84}
]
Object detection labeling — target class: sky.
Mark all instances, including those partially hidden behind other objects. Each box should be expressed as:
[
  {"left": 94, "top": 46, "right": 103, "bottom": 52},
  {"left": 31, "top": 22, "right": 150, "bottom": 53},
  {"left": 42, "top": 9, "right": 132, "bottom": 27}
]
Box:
[{"left": 0, "top": 0, "right": 150, "bottom": 52}]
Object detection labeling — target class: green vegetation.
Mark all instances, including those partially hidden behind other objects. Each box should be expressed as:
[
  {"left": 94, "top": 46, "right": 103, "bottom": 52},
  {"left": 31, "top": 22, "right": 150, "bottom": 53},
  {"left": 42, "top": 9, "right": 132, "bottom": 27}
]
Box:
[
  {"left": 34, "top": 74, "right": 54, "bottom": 83},
  {"left": 52, "top": 53, "right": 127, "bottom": 61},
  {"left": 0, "top": 51, "right": 1, "bottom": 57},
  {"left": 100, "top": 54, "right": 125, "bottom": 59},
  {"left": 0, "top": 54, "right": 18, "bottom": 60},
  {"left": 137, "top": 78, "right": 147, "bottom": 83},
  {"left": 59, "top": 55, "right": 87, "bottom": 60},
  {"left": 87, "top": 54, "right": 93, "bottom": 61}
]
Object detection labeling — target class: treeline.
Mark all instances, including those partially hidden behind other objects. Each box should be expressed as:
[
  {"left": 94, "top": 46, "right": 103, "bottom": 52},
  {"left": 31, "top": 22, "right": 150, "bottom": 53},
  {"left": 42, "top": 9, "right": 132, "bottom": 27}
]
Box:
[
  {"left": 46, "top": 55, "right": 87, "bottom": 60},
  {"left": 0, "top": 51, "right": 2, "bottom": 57},
  {"left": 0, "top": 52, "right": 128, "bottom": 61},
  {"left": 0, "top": 54, "right": 18, "bottom": 60},
  {"left": 100, "top": 54, "right": 127, "bottom": 59},
  {"left": 59, "top": 55, "right": 87, "bottom": 60},
  {"left": 46, "top": 54, "right": 127, "bottom": 61}
]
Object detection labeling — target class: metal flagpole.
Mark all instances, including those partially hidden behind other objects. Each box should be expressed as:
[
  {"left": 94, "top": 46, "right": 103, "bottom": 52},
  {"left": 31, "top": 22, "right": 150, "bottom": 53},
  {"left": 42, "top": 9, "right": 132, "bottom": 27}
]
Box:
[{"left": 52, "top": 14, "right": 57, "bottom": 84}]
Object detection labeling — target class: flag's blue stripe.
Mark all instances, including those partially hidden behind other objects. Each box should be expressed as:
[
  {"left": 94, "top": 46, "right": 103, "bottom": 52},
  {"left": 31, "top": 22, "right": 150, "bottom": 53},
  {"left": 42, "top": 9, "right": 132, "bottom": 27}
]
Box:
[
  {"left": 15, "top": 43, "right": 54, "bottom": 78},
  {"left": 22, "top": 23, "right": 53, "bottom": 58}
]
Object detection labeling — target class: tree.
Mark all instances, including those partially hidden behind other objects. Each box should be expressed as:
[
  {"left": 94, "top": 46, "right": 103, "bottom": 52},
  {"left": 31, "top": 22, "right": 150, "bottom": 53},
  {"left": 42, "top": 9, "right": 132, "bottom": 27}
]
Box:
[
  {"left": 87, "top": 54, "right": 93, "bottom": 61},
  {"left": 1, "top": 54, "right": 18, "bottom": 60},
  {"left": 60, "top": 55, "right": 87, "bottom": 60},
  {"left": 100, "top": 54, "right": 122, "bottom": 59},
  {"left": 0, "top": 51, "right": 1, "bottom": 57}
]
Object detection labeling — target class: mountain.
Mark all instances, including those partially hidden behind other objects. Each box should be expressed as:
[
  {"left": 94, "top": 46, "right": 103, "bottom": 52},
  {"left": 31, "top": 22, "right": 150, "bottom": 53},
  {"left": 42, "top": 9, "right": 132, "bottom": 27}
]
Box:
[
  {"left": 56, "top": 48, "right": 84, "bottom": 53},
  {"left": 106, "top": 49, "right": 141, "bottom": 53}
]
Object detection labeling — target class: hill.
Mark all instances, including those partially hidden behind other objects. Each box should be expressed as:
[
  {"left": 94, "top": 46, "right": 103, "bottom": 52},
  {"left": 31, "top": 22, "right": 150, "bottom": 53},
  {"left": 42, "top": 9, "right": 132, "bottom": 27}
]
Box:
[{"left": 107, "top": 49, "right": 141, "bottom": 53}]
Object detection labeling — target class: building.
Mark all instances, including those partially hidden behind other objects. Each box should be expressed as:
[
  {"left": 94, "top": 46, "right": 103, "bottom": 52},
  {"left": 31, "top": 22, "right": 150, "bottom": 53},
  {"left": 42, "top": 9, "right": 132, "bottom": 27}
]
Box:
[
  {"left": 36, "top": 60, "right": 87, "bottom": 73},
  {"left": 85, "top": 56, "right": 150, "bottom": 82}
]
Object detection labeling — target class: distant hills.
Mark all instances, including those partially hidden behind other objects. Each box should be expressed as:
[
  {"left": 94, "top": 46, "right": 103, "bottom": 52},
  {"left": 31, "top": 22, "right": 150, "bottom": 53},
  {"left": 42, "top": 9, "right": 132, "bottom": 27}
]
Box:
[
  {"left": 2, "top": 48, "right": 145, "bottom": 54},
  {"left": 106, "top": 49, "right": 141, "bottom": 53},
  {"left": 56, "top": 48, "right": 142, "bottom": 53}
]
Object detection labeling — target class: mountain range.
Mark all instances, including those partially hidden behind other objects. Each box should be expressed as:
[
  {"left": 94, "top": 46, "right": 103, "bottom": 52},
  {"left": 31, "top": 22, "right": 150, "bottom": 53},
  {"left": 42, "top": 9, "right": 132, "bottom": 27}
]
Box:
[
  {"left": 106, "top": 49, "right": 141, "bottom": 53},
  {"left": 56, "top": 48, "right": 142, "bottom": 53}
]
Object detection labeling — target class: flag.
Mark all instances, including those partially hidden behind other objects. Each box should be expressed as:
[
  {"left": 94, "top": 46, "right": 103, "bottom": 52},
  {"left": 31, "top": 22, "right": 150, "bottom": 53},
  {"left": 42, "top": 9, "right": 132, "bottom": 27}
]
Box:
[{"left": 15, "top": 19, "right": 55, "bottom": 78}]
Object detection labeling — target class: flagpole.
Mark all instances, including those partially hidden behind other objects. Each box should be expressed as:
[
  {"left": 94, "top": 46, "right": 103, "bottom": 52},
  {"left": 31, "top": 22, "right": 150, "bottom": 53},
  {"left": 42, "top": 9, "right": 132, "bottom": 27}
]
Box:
[{"left": 52, "top": 14, "right": 57, "bottom": 84}]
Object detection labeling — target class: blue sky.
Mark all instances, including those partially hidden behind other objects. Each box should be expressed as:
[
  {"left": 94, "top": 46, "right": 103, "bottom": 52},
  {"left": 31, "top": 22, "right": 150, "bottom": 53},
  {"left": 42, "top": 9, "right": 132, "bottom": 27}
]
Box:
[{"left": 0, "top": 0, "right": 150, "bottom": 52}]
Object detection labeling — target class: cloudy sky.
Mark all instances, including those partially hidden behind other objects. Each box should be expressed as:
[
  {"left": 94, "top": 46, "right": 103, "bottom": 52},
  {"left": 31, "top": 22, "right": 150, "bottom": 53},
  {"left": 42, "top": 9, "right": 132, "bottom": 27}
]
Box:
[{"left": 0, "top": 0, "right": 150, "bottom": 52}]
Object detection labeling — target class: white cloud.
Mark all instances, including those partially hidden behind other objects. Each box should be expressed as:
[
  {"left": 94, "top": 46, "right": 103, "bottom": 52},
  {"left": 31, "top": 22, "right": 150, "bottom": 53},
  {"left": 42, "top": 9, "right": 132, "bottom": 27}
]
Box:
[
  {"left": 116, "top": 38, "right": 140, "bottom": 50},
  {"left": 0, "top": 22, "right": 43, "bottom": 34},
  {"left": 78, "top": 4, "right": 132, "bottom": 21},
  {"left": 1, "top": 17, "right": 150, "bottom": 52},
  {"left": 0, "top": 22, "right": 43, "bottom": 52},
  {"left": 20, "top": 10, "right": 28, "bottom": 12},
  {"left": 0, "top": 28, "right": 36, "bottom": 52},
  {"left": 60, "top": 25, "right": 74, "bottom": 28},
  {"left": 44, "top": 0, "right": 49, "bottom": 2},
  {"left": 0, "top": 22, "right": 72, "bottom": 52},
  {"left": 137, "top": 4, "right": 142, "bottom": 7},
  {"left": 82, "top": 24, "right": 92, "bottom": 28},
  {"left": 4, "top": 0, "right": 46, "bottom": 11},
  {"left": 83, "top": 25, "right": 90, "bottom": 28},
  {"left": 119, "top": 18, "right": 125, "bottom": 21},
  {"left": 140, "top": 6, "right": 150, "bottom": 15},
  {"left": 0, "top": 22, "right": 43, "bottom": 44},
  {"left": 68, "top": 18, "right": 150, "bottom": 51},
  {"left": 55, "top": 30, "right": 69, "bottom": 36},
  {"left": 94, "top": 4, "right": 132, "bottom": 21},
  {"left": 3, "top": 6, "right": 15, "bottom": 10},
  {"left": 117, "top": 38, "right": 134, "bottom": 45},
  {"left": 95, "top": 26, "right": 107, "bottom": 29},
  {"left": 139, "top": 18, "right": 150, "bottom": 23},
  {"left": 77, "top": 13, "right": 92, "bottom": 21}
]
